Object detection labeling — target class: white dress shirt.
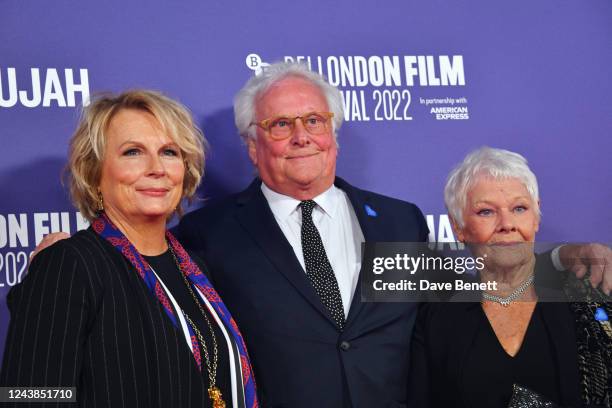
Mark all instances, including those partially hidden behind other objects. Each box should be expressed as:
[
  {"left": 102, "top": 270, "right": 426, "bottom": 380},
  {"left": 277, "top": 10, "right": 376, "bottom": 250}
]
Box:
[{"left": 261, "top": 183, "right": 365, "bottom": 317}]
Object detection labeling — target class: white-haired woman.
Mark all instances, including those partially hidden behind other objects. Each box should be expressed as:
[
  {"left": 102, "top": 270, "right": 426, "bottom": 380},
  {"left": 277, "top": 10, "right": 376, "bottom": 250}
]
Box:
[{"left": 409, "top": 147, "right": 610, "bottom": 407}]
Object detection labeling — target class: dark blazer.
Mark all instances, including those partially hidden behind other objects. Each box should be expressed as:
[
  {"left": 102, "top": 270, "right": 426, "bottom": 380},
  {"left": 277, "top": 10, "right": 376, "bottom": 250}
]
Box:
[
  {"left": 0, "top": 229, "right": 213, "bottom": 408},
  {"left": 178, "top": 177, "right": 429, "bottom": 408},
  {"left": 407, "top": 262, "right": 584, "bottom": 408}
]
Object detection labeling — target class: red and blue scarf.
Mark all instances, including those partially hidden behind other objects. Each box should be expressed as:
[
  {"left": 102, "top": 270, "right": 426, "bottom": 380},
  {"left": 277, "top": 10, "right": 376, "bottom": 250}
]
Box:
[{"left": 92, "top": 213, "right": 258, "bottom": 408}]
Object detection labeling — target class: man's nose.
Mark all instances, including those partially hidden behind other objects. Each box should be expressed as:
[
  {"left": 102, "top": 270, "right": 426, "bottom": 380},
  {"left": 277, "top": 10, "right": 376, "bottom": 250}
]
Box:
[{"left": 290, "top": 118, "right": 310, "bottom": 146}]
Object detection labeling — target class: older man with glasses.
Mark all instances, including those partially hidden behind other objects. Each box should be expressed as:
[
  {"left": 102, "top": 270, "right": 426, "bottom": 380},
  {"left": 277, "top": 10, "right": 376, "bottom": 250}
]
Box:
[{"left": 179, "top": 62, "right": 430, "bottom": 407}]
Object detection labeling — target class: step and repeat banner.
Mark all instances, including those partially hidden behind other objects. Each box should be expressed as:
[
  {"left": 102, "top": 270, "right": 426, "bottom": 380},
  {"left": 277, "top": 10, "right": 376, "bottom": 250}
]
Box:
[{"left": 1, "top": 1, "right": 611, "bottom": 357}]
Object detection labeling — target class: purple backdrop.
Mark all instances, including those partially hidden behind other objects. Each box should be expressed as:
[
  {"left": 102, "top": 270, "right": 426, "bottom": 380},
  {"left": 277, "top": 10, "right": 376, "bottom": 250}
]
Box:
[{"left": 1, "top": 0, "right": 611, "bottom": 360}]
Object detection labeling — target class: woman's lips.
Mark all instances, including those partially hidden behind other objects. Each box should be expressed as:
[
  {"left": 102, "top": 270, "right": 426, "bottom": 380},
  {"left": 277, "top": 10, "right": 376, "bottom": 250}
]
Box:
[
  {"left": 137, "top": 188, "right": 169, "bottom": 197},
  {"left": 490, "top": 241, "right": 524, "bottom": 246}
]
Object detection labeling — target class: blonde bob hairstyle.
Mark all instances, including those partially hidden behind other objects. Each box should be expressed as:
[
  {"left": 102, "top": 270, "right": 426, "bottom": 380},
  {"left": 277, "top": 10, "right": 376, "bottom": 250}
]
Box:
[{"left": 67, "top": 89, "right": 206, "bottom": 221}]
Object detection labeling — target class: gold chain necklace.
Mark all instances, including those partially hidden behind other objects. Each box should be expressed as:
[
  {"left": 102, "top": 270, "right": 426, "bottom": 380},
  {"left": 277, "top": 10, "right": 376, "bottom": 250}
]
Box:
[{"left": 168, "top": 245, "right": 226, "bottom": 408}]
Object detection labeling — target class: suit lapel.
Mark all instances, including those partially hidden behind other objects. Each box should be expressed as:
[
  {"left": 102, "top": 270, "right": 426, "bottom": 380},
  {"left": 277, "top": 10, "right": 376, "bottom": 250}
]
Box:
[
  {"left": 336, "top": 178, "right": 385, "bottom": 328},
  {"left": 233, "top": 179, "right": 339, "bottom": 328},
  {"left": 337, "top": 177, "right": 386, "bottom": 242}
]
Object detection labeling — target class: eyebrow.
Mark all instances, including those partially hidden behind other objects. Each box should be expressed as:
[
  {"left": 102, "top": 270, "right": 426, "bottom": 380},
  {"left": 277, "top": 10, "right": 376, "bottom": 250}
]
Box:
[
  {"left": 472, "top": 196, "right": 532, "bottom": 206},
  {"left": 118, "top": 140, "right": 142, "bottom": 148},
  {"left": 117, "top": 140, "right": 179, "bottom": 149},
  {"left": 265, "top": 111, "right": 322, "bottom": 118}
]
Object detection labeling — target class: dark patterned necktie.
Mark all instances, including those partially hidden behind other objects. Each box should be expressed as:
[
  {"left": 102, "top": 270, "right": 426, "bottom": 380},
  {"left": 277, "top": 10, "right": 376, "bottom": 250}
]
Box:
[{"left": 300, "top": 200, "right": 345, "bottom": 330}]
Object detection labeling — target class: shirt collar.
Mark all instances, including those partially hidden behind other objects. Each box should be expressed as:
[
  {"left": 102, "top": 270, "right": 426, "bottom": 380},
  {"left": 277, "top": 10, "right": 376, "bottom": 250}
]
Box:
[{"left": 261, "top": 182, "right": 340, "bottom": 220}]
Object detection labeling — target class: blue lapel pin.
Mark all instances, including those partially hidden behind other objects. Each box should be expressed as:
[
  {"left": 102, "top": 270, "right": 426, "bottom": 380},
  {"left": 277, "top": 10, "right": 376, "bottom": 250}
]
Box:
[
  {"left": 364, "top": 204, "right": 377, "bottom": 217},
  {"left": 594, "top": 307, "right": 608, "bottom": 322}
]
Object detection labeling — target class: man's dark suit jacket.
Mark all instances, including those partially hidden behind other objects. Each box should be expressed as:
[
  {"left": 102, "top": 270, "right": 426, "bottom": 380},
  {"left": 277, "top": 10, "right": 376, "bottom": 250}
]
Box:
[
  {"left": 1, "top": 229, "right": 215, "bottom": 408},
  {"left": 178, "top": 177, "right": 429, "bottom": 408}
]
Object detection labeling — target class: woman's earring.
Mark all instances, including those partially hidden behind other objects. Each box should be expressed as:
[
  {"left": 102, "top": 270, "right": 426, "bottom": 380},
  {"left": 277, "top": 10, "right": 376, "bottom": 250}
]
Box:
[{"left": 97, "top": 191, "right": 104, "bottom": 212}]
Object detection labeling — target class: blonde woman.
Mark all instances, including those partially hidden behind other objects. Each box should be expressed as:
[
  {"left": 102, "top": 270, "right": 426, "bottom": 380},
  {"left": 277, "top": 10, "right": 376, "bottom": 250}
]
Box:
[{"left": 1, "top": 91, "right": 257, "bottom": 408}]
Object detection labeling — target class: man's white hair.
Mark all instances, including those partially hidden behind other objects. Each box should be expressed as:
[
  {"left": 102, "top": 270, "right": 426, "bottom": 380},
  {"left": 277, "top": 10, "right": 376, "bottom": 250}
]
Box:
[{"left": 233, "top": 61, "right": 344, "bottom": 143}]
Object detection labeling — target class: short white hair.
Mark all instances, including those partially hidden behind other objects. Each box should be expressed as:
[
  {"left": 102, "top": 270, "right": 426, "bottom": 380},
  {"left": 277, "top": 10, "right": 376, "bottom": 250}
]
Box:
[
  {"left": 233, "top": 61, "right": 344, "bottom": 143},
  {"left": 444, "top": 146, "right": 541, "bottom": 228}
]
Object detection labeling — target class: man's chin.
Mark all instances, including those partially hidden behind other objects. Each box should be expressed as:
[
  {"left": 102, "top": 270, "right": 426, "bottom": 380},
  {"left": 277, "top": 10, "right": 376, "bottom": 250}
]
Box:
[
  {"left": 288, "top": 170, "right": 328, "bottom": 185},
  {"left": 282, "top": 174, "right": 333, "bottom": 195}
]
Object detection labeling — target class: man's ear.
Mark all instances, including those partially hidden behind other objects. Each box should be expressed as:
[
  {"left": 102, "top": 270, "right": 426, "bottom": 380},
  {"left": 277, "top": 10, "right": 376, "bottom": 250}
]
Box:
[{"left": 247, "top": 137, "right": 258, "bottom": 166}]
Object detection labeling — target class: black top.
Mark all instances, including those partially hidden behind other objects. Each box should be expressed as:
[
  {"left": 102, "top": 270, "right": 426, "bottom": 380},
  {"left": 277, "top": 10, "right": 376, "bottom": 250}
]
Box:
[
  {"left": 143, "top": 250, "right": 231, "bottom": 406},
  {"left": 1, "top": 229, "right": 226, "bottom": 407},
  {"left": 463, "top": 303, "right": 562, "bottom": 407},
  {"left": 407, "top": 268, "right": 584, "bottom": 408}
]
